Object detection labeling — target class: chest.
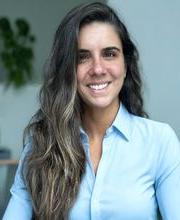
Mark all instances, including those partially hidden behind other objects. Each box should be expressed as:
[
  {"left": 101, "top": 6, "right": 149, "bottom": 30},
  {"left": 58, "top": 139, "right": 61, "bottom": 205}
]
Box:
[
  {"left": 89, "top": 138, "right": 103, "bottom": 175},
  {"left": 69, "top": 135, "right": 158, "bottom": 220}
]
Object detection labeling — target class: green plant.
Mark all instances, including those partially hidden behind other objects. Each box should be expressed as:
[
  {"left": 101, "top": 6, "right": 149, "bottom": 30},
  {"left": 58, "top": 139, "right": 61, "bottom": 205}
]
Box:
[{"left": 0, "top": 17, "right": 35, "bottom": 88}]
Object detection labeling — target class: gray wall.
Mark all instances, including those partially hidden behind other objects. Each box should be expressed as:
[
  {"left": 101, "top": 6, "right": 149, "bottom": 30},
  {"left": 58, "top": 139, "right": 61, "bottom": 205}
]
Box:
[{"left": 108, "top": 0, "right": 180, "bottom": 138}]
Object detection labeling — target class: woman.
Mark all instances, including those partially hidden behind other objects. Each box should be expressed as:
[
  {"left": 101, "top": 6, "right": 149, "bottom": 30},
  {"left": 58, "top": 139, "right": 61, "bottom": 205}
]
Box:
[{"left": 3, "top": 2, "right": 180, "bottom": 220}]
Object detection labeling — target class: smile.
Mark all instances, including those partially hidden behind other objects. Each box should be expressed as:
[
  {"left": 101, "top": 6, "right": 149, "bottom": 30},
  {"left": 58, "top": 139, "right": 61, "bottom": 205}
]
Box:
[{"left": 88, "top": 82, "right": 109, "bottom": 90}]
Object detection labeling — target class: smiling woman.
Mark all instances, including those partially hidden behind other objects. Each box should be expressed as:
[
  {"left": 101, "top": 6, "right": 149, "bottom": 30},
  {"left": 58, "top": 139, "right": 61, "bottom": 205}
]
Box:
[{"left": 3, "top": 2, "right": 180, "bottom": 220}]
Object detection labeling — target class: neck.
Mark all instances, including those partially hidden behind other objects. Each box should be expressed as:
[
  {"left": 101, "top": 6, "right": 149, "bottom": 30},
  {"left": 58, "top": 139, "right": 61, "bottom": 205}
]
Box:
[{"left": 82, "top": 102, "right": 120, "bottom": 139}]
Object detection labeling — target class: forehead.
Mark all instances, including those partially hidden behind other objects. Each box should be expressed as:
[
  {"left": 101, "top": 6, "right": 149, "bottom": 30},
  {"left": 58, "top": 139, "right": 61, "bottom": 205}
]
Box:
[{"left": 78, "top": 22, "right": 122, "bottom": 49}]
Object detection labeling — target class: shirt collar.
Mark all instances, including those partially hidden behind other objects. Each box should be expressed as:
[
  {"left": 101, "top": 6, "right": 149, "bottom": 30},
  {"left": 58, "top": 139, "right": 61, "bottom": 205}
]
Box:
[
  {"left": 80, "top": 103, "right": 133, "bottom": 141},
  {"left": 111, "top": 103, "right": 133, "bottom": 141}
]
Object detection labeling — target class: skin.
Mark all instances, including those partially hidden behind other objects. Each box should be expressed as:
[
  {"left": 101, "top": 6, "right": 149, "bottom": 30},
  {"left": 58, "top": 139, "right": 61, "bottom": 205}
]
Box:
[{"left": 77, "top": 22, "right": 126, "bottom": 174}]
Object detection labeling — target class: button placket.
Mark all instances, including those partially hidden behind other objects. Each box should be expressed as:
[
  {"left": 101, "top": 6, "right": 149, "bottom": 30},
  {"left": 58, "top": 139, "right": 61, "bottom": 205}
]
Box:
[{"left": 90, "top": 135, "right": 112, "bottom": 220}]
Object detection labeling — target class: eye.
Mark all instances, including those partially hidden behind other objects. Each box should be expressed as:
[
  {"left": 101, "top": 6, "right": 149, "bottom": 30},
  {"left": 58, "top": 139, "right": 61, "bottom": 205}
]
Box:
[
  {"left": 78, "top": 52, "right": 90, "bottom": 64},
  {"left": 102, "top": 49, "right": 118, "bottom": 59}
]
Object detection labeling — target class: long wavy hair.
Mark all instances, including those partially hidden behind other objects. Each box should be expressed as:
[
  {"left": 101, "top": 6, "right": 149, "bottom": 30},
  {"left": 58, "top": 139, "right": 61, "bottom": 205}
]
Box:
[{"left": 22, "top": 2, "right": 148, "bottom": 220}]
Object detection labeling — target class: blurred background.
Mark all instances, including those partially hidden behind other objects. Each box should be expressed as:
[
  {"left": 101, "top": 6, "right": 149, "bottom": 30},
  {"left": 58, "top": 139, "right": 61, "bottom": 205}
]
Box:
[{"left": 0, "top": 0, "right": 179, "bottom": 217}]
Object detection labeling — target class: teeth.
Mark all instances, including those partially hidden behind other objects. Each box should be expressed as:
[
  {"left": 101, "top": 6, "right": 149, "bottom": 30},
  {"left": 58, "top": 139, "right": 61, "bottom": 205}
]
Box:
[{"left": 89, "top": 83, "right": 108, "bottom": 90}]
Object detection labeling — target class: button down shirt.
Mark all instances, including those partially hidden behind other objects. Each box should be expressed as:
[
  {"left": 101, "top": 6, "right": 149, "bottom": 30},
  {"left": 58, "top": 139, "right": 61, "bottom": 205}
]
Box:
[{"left": 3, "top": 104, "right": 180, "bottom": 220}]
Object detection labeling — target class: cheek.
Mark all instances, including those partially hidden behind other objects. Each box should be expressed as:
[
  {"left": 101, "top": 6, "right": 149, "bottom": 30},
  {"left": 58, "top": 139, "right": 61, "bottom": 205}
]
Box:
[
  {"left": 76, "top": 67, "right": 83, "bottom": 86},
  {"left": 77, "top": 69, "right": 86, "bottom": 96},
  {"left": 107, "top": 59, "right": 126, "bottom": 78},
  {"left": 111, "top": 66, "right": 126, "bottom": 79},
  {"left": 76, "top": 65, "right": 87, "bottom": 85}
]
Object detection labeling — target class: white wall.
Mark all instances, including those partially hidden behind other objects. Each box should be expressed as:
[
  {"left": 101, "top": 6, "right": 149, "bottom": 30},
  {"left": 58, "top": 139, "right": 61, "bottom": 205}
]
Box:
[{"left": 108, "top": 0, "right": 180, "bottom": 138}]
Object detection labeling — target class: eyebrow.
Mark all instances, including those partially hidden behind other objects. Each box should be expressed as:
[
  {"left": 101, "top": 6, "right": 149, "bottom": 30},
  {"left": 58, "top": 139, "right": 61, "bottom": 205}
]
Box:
[
  {"left": 102, "top": 46, "right": 121, "bottom": 53},
  {"left": 78, "top": 46, "right": 121, "bottom": 53},
  {"left": 78, "top": 49, "right": 89, "bottom": 53}
]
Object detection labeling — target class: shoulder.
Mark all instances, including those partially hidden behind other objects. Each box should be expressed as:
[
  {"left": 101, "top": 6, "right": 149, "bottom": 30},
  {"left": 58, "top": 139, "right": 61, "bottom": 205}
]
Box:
[
  {"left": 129, "top": 114, "right": 180, "bottom": 163},
  {"left": 129, "top": 115, "right": 180, "bottom": 182},
  {"left": 22, "top": 137, "right": 33, "bottom": 158},
  {"left": 131, "top": 114, "right": 179, "bottom": 146},
  {"left": 131, "top": 114, "right": 180, "bottom": 168}
]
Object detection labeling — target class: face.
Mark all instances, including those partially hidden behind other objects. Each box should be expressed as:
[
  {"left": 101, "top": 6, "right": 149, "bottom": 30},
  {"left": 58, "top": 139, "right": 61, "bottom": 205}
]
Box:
[{"left": 77, "top": 22, "right": 126, "bottom": 111}]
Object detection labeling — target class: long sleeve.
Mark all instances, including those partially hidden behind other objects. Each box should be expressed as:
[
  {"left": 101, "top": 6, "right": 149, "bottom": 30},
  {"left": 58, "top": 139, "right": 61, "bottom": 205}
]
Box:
[
  {"left": 3, "top": 143, "right": 33, "bottom": 220},
  {"left": 155, "top": 125, "right": 180, "bottom": 220}
]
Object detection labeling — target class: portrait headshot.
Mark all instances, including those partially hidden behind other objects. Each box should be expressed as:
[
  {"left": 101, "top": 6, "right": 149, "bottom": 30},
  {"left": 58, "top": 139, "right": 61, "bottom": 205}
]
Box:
[{"left": 0, "top": 1, "right": 180, "bottom": 220}]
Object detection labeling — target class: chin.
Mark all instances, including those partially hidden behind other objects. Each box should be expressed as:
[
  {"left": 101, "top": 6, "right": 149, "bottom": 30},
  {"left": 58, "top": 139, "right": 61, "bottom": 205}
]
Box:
[{"left": 86, "top": 99, "right": 119, "bottom": 110}]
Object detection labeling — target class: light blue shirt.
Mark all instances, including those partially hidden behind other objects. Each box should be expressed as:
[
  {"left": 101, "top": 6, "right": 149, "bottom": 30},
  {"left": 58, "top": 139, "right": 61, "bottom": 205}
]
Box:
[{"left": 3, "top": 105, "right": 180, "bottom": 220}]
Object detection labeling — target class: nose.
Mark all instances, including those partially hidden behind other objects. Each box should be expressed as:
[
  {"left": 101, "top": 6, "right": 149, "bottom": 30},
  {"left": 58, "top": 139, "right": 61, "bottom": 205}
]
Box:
[{"left": 91, "top": 57, "right": 105, "bottom": 75}]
